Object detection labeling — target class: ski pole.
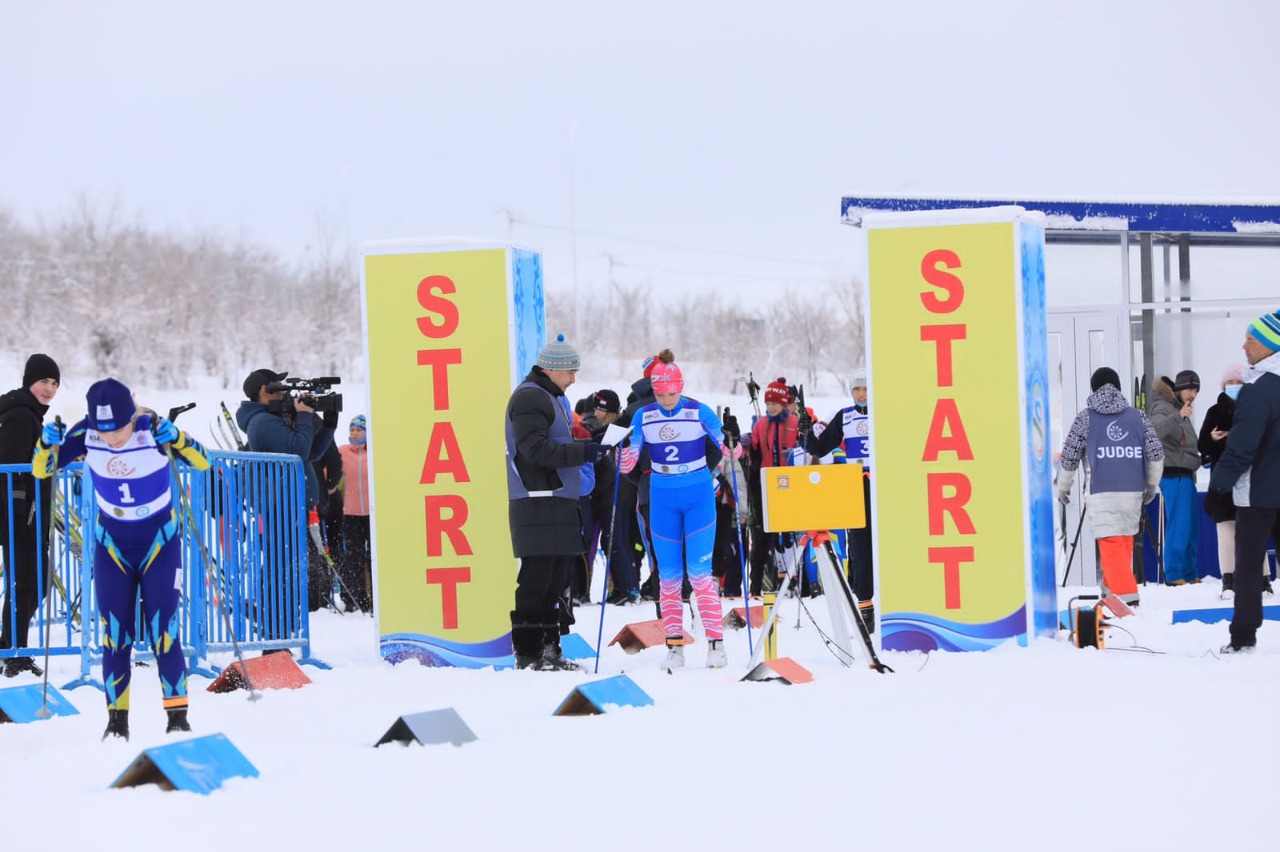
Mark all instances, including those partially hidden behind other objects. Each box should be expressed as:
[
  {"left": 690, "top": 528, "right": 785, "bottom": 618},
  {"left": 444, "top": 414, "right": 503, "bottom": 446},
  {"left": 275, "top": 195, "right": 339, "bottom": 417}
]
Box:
[
  {"left": 220, "top": 402, "right": 247, "bottom": 451},
  {"left": 166, "top": 446, "right": 260, "bottom": 701},
  {"left": 1061, "top": 498, "right": 1088, "bottom": 588},
  {"left": 722, "top": 410, "right": 753, "bottom": 653},
  {"left": 35, "top": 418, "right": 62, "bottom": 720},
  {"left": 594, "top": 450, "right": 622, "bottom": 674}
]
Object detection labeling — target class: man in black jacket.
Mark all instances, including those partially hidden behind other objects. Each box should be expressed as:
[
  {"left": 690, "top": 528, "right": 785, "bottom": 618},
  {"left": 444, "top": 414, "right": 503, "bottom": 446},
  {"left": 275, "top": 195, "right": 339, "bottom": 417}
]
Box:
[
  {"left": 1209, "top": 311, "right": 1280, "bottom": 652},
  {"left": 0, "top": 353, "right": 60, "bottom": 677},
  {"left": 505, "top": 336, "right": 601, "bottom": 670}
]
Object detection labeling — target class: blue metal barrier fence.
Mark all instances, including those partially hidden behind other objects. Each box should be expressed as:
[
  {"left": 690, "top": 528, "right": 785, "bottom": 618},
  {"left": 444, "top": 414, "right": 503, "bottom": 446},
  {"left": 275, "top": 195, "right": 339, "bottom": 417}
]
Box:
[{"left": 1, "top": 451, "right": 317, "bottom": 691}]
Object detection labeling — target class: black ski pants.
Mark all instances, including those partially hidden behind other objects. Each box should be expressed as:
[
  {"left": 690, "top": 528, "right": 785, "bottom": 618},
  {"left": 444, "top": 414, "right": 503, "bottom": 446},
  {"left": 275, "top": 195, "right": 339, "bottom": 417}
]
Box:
[
  {"left": 513, "top": 553, "right": 575, "bottom": 656},
  {"left": 1229, "top": 506, "right": 1280, "bottom": 649},
  {"left": 0, "top": 531, "right": 45, "bottom": 652},
  {"left": 847, "top": 472, "right": 874, "bottom": 602}
]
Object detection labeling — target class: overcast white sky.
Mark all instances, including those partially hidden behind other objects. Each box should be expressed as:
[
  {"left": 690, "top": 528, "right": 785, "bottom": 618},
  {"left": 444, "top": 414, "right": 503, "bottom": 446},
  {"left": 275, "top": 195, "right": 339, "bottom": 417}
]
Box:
[{"left": 3, "top": 0, "right": 1278, "bottom": 302}]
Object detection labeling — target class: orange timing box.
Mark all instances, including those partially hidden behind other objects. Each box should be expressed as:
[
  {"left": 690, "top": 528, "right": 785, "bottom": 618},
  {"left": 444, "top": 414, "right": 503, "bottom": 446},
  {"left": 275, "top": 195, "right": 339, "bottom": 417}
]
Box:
[
  {"left": 207, "top": 653, "right": 313, "bottom": 693},
  {"left": 761, "top": 464, "right": 865, "bottom": 533},
  {"left": 608, "top": 620, "right": 693, "bottom": 654},
  {"left": 741, "top": 658, "right": 814, "bottom": 685},
  {"left": 725, "top": 606, "right": 766, "bottom": 630}
]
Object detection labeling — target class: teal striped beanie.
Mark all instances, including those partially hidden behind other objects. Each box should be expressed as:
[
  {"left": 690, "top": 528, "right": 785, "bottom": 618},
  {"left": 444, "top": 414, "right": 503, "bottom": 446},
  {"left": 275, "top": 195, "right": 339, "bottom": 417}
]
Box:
[{"left": 1249, "top": 311, "right": 1280, "bottom": 352}]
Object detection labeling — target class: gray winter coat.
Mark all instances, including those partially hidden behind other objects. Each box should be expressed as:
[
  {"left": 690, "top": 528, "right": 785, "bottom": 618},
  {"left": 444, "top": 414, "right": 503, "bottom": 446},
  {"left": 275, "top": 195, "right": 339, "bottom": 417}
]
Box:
[
  {"left": 1058, "top": 385, "right": 1164, "bottom": 537},
  {"left": 1147, "top": 377, "right": 1201, "bottom": 474}
]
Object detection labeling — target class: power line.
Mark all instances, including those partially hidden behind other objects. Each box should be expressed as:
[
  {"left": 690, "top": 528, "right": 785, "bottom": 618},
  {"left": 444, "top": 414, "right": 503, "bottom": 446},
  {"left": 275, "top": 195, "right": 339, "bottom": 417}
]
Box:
[
  {"left": 611, "top": 258, "right": 833, "bottom": 286},
  {"left": 509, "top": 214, "right": 844, "bottom": 270}
]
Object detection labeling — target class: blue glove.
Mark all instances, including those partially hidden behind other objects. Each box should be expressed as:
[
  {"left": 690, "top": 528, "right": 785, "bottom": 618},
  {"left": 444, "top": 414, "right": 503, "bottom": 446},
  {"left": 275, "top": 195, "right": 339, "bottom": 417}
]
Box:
[
  {"left": 41, "top": 420, "right": 65, "bottom": 447},
  {"left": 151, "top": 417, "right": 180, "bottom": 445}
]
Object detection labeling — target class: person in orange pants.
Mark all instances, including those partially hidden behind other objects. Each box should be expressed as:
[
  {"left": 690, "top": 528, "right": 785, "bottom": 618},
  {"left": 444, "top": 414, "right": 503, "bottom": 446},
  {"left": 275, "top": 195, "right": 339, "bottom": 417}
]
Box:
[{"left": 1056, "top": 368, "right": 1165, "bottom": 606}]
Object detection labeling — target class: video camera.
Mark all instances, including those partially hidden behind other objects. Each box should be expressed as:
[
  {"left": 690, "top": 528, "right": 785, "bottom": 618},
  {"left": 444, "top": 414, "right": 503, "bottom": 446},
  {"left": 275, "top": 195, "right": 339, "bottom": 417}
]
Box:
[{"left": 266, "top": 376, "right": 344, "bottom": 415}]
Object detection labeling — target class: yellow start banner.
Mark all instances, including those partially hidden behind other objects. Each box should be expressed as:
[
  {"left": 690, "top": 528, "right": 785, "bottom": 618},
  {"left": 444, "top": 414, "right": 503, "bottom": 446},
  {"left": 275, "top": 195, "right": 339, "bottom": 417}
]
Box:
[
  {"left": 362, "top": 244, "right": 544, "bottom": 667},
  {"left": 864, "top": 210, "right": 1053, "bottom": 651}
]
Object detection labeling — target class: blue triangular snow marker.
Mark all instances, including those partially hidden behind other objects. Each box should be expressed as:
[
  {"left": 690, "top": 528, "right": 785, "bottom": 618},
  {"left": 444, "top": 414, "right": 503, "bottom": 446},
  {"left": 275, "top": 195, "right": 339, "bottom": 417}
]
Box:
[
  {"left": 374, "top": 708, "right": 478, "bottom": 747},
  {"left": 0, "top": 683, "right": 80, "bottom": 724},
  {"left": 1172, "top": 605, "right": 1280, "bottom": 625},
  {"left": 553, "top": 674, "right": 654, "bottom": 716},
  {"left": 559, "top": 633, "right": 595, "bottom": 659},
  {"left": 110, "top": 733, "right": 258, "bottom": 794}
]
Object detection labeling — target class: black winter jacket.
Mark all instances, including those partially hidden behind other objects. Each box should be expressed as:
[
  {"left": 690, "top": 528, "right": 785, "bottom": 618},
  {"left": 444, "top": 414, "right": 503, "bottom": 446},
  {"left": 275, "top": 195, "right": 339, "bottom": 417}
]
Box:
[
  {"left": 1197, "top": 392, "right": 1236, "bottom": 469},
  {"left": 0, "top": 388, "right": 51, "bottom": 541},
  {"left": 506, "top": 368, "right": 590, "bottom": 557}
]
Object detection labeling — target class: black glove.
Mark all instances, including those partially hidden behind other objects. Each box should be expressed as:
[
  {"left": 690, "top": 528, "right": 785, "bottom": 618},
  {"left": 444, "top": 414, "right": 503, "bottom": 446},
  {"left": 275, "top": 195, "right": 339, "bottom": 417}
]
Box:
[
  {"left": 581, "top": 441, "right": 603, "bottom": 464},
  {"left": 723, "top": 409, "right": 740, "bottom": 444},
  {"left": 322, "top": 409, "right": 339, "bottom": 430},
  {"left": 1204, "top": 489, "right": 1234, "bottom": 523},
  {"left": 797, "top": 407, "right": 814, "bottom": 438}
]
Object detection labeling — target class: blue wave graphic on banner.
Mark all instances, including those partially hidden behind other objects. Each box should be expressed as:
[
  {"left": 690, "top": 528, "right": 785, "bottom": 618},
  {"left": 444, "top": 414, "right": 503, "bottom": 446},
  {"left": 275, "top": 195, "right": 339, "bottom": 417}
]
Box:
[
  {"left": 381, "top": 633, "right": 514, "bottom": 669},
  {"left": 881, "top": 607, "right": 1027, "bottom": 652}
]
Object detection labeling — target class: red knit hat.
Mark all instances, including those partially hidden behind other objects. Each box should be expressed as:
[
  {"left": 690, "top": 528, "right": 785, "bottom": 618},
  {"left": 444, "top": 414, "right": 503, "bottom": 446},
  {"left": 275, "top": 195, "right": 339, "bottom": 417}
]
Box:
[
  {"left": 650, "top": 359, "right": 684, "bottom": 394},
  {"left": 765, "top": 378, "right": 792, "bottom": 406}
]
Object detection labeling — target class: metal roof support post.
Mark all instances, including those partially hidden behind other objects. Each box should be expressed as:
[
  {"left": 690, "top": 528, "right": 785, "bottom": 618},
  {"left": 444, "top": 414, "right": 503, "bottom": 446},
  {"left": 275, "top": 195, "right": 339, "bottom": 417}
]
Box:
[{"left": 1140, "top": 233, "right": 1155, "bottom": 398}]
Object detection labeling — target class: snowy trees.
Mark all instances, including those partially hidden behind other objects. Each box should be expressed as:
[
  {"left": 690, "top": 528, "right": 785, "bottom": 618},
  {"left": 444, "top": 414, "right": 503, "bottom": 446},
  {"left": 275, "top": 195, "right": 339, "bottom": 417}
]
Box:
[
  {"left": 0, "top": 200, "right": 864, "bottom": 397},
  {"left": 547, "top": 279, "right": 866, "bottom": 395},
  {"left": 0, "top": 203, "right": 362, "bottom": 392}
]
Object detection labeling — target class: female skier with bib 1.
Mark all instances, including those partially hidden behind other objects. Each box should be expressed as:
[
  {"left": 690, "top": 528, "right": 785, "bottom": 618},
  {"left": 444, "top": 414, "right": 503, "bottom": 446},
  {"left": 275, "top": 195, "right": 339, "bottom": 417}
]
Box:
[
  {"left": 35, "top": 378, "right": 210, "bottom": 740},
  {"left": 619, "top": 350, "right": 736, "bottom": 671}
]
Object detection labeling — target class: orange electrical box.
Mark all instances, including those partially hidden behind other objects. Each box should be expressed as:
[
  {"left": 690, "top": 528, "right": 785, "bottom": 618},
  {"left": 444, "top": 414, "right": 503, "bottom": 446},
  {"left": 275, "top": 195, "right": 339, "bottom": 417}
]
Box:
[{"left": 761, "top": 464, "right": 865, "bottom": 533}]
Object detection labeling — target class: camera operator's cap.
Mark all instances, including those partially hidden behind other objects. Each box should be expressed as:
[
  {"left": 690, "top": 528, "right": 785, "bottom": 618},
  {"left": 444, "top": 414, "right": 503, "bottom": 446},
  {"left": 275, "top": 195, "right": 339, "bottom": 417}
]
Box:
[
  {"left": 593, "top": 389, "right": 620, "bottom": 414},
  {"left": 1174, "top": 370, "right": 1201, "bottom": 392},
  {"left": 243, "top": 368, "right": 288, "bottom": 400},
  {"left": 86, "top": 377, "right": 135, "bottom": 432},
  {"left": 536, "top": 334, "right": 580, "bottom": 372}
]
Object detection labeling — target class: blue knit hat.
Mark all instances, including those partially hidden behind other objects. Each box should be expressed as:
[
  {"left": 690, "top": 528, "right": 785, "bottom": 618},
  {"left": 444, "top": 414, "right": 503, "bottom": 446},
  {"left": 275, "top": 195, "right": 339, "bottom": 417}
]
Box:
[
  {"left": 350, "top": 414, "right": 366, "bottom": 431},
  {"left": 86, "top": 378, "right": 136, "bottom": 432},
  {"left": 1249, "top": 310, "right": 1280, "bottom": 352},
  {"left": 536, "top": 334, "right": 581, "bottom": 371}
]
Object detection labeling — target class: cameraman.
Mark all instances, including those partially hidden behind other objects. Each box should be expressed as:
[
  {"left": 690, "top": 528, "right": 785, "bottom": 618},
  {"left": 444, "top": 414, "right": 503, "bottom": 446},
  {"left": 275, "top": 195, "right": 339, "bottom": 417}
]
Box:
[
  {"left": 237, "top": 369, "right": 337, "bottom": 510},
  {"left": 236, "top": 368, "right": 338, "bottom": 614}
]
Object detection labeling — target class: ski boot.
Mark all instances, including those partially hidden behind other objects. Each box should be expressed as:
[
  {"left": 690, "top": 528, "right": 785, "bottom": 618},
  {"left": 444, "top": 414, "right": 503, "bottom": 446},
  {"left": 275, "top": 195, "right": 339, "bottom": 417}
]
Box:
[
  {"left": 705, "top": 639, "right": 727, "bottom": 669},
  {"left": 858, "top": 601, "right": 877, "bottom": 635},
  {"left": 166, "top": 708, "right": 192, "bottom": 734},
  {"left": 540, "top": 645, "right": 584, "bottom": 672},
  {"left": 2, "top": 657, "right": 43, "bottom": 678},
  {"left": 662, "top": 641, "right": 685, "bottom": 673},
  {"left": 102, "top": 709, "right": 129, "bottom": 741}
]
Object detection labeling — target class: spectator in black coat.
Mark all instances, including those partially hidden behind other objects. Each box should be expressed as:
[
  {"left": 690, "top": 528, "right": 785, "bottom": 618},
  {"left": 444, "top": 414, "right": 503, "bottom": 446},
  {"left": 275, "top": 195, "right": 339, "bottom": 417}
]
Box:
[
  {"left": 505, "top": 336, "right": 599, "bottom": 670},
  {"left": 0, "top": 354, "right": 60, "bottom": 677}
]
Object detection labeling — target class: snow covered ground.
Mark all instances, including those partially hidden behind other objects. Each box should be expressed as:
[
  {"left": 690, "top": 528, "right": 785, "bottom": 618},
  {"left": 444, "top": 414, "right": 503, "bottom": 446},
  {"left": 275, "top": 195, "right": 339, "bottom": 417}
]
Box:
[
  {"left": 6, "top": 375, "right": 1277, "bottom": 850},
  {"left": 3, "top": 574, "right": 1277, "bottom": 850}
]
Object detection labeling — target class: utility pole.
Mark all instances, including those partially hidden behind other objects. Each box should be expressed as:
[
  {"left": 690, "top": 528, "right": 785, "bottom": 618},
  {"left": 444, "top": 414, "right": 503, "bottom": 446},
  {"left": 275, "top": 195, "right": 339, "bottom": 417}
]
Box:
[
  {"left": 495, "top": 207, "right": 517, "bottom": 242},
  {"left": 568, "top": 120, "right": 580, "bottom": 343}
]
